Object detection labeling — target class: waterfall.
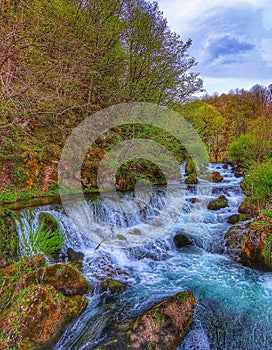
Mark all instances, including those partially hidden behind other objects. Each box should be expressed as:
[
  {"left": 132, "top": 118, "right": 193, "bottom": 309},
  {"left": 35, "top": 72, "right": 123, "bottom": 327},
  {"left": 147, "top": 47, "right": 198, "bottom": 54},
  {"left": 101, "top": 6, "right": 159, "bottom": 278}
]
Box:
[
  {"left": 180, "top": 160, "right": 187, "bottom": 176},
  {"left": 14, "top": 163, "right": 272, "bottom": 350}
]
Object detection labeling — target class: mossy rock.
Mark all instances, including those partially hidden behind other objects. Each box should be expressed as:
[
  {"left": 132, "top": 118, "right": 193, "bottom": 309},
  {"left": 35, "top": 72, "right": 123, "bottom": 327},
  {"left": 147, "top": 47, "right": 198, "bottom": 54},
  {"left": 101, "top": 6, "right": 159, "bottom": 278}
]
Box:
[
  {"left": 227, "top": 214, "right": 240, "bottom": 224},
  {"left": 16, "top": 263, "right": 91, "bottom": 296},
  {"left": 240, "top": 216, "right": 272, "bottom": 271},
  {"left": 39, "top": 212, "right": 59, "bottom": 232},
  {"left": 185, "top": 173, "right": 198, "bottom": 184},
  {"left": 238, "top": 198, "right": 259, "bottom": 216},
  {"left": 0, "top": 255, "right": 89, "bottom": 349},
  {"left": 207, "top": 195, "right": 228, "bottom": 210},
  {"left": 185, "top": 159, "right": 196, "bottom": 175},
  {"left": 204, "top": 171, "right": 223, "bottom": 183},
  {"left": 0, "top": 209, "right": 20, "bottom": 262},
  {"left": 0, "top": 284, "right": 88, "bottom": 350},
  {"left": 100, "top": 279, "right": 127, "bottom": 294},
  {"left": 96, "top": 291, "right": 196, "bottom": 350}
]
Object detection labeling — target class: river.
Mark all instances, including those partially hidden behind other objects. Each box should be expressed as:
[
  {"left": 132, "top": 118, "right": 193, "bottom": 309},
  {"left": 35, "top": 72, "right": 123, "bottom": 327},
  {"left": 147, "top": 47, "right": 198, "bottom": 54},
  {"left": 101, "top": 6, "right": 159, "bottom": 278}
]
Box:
[{"left": 15, "top": 163, "right": 272, "bottom": 349}]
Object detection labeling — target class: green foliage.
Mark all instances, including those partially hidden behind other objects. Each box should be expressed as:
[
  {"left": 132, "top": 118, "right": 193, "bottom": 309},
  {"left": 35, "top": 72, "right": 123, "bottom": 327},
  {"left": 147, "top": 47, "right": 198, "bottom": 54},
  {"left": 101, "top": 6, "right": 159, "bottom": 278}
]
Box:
[
  {"left": 181, "top": 100, "right": 226, "bottom": 161},
  {"left": 241, "top": 159, "right": 272, "bottom": 204},
  {"left": 153, "top": 309, "right": 164, "bottom": 326},
  {"left": 262, "top": 234, "right": 272, "bottom": 267},
  {"left": 20, "top": 216, "right": 65, "bottom": 257}
]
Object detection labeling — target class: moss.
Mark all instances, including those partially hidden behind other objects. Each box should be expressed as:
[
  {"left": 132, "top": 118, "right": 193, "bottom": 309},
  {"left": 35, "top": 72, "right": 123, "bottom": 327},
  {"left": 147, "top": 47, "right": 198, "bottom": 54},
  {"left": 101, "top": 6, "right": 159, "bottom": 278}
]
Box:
[
  {"left": 177, "top": 291, "right": 190, "bottom": 301},
  {"left": 153, "top": 309, "right": 165, "bottom": 326},
  {"left": 0, "top": 256, "right": 89, "bottom": 349},
  {"left": 100, "top": 279, "right": 126, "bottom": 294},
  {"left": 0, "top": 209, "right": 20, "bottom": 262},
  {"left": 207, "top": 195, "right": 228, "bottom": 210}
]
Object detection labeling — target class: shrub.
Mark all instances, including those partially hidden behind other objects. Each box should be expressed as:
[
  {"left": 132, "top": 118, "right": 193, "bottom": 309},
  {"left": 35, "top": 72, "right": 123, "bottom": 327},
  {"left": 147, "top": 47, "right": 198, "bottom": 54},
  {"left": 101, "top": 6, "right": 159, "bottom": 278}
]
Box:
[{"left": 20, "top": 215, "right": 65, "bottom": 257}]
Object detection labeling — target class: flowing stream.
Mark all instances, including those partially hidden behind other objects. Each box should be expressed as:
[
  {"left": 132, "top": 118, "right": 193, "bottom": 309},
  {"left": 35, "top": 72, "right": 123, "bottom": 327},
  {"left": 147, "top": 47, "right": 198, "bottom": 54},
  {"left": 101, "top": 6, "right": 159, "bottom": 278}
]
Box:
[{"left": 16, "top": 164, "right": 272, "bottom": 350}]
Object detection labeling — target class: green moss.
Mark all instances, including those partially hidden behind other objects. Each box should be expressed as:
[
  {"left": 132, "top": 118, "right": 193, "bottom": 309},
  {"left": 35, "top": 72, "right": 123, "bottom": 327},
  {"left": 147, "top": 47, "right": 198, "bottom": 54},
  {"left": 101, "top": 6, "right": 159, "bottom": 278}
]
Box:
[
  {"left": 177, "top": 291, "right": 190, "bottom": 301},
  {"left": 0, "top": 209, "right": 20, "bottom": 261},
  {"left": 153, "top": 309, "right": 164, "bottom": 326}
]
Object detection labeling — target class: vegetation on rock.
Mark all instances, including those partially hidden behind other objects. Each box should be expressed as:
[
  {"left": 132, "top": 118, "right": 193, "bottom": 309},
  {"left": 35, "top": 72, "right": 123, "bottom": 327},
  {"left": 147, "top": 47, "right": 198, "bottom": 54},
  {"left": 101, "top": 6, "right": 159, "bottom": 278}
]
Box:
[
  {"left": 207, "top": 195, "right": 228, "bottom": 211},
  {"left": 0, "top": 255, "right": 90, "bottom": 349},
  {"left": 96, "top": 290, "right": 196, "bottom": 350}
]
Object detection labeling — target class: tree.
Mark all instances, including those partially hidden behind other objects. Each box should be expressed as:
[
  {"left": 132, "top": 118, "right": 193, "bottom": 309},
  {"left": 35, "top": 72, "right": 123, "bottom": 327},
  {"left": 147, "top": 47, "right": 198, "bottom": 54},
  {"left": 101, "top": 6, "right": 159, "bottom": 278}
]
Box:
[
  {"left": 181, "top": 101, "right": 226, "bottom": 161},
  {"left": 120, "top": 0, "right": 203, "bottom": 105}
]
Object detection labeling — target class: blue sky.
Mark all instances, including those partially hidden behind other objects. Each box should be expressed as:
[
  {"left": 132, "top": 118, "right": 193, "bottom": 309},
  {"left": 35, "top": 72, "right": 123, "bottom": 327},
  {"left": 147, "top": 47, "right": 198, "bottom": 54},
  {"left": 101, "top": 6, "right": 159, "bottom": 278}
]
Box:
[{"left": 156, "top": 0, "right": 272, "bottom": 95}]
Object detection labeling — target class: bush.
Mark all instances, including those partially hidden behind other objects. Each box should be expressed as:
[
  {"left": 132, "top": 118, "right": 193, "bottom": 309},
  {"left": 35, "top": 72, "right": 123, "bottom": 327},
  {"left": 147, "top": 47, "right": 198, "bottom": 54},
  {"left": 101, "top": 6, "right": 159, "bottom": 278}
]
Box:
[
  {"left": 241, "top": 159, "right": 272, "bottom": 205},
  {"left": 20, "top": 215, "right": 65, "bottom": 257}
]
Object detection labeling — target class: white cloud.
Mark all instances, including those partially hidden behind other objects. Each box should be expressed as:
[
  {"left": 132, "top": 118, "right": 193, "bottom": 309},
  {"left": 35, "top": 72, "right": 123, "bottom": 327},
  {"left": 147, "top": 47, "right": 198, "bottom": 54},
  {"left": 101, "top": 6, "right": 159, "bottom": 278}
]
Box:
[
  {"left": 156, "top": 0, "right": 272, "bottom": 94},
  {"left": 200, "top": 77, "right": 272, "bottom": 96},
  {"left": 260, "top": 39, "right": 272, "bottom": 66}
]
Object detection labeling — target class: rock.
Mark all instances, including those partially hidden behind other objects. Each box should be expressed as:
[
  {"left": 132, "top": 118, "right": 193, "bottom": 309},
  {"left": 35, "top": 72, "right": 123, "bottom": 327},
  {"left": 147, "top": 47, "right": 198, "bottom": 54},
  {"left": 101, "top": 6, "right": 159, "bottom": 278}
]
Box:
[
  {"left": 0, "top": 255, "right": 90, "bottom": 349},
  {"left": 185, "top": 173, "right": 198, "bottom": 184},
  {"left": 224, "top": 223, "right": 248, "bottom": 261},
  {"left": 224, "top": 216, "right": 272, "bottom": 271},
  {"left": 39, "top": 212, "right": 59, "bottom": 232},
  {"left": 233, "top": 166, "right": 244, "bottom": 177},
  {"left": 207, "top": 195, "right": 228, "bottom": 210},
  {"left": 204, "top": 171, "right": 223, "bottom": 183},
  {"left": 17, "top": 263, "right": 90, "bottom": 296},
  {"left": 0, "top": 284, "right": 88, "bottom": 350},
  {"left": 185, "top": 159, "right": 196, "bottom": 175},
  {"left": 100, "top": 279, "right": 127, "bottom": 294},
  {"left": 240, "top": 216, "right": 272, "bottom": 271},
  {"left": 211, "top": 171, "right": 223, "bottom": 183},
  {"left": 96, "top": 290, "right": 197, "bottom": 350},
  {"left": 174, "top": 234, "right": 191, "bottom": 248},
  {"left": 67, "top": 247, "right": 85, "bottom": 269},
  {"left": 189, "top": 198, "right": 200, "bottom": 204},
  {"left": 238, "top": 198, "right": 259, "bottom": 216},
  {"left": 227, "top": 214, "right": 240, "bottom": 224}
]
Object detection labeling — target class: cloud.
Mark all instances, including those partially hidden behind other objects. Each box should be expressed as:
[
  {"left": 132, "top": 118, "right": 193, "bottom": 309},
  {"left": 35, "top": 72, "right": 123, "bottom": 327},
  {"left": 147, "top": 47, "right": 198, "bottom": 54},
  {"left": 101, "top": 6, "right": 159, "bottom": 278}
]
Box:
[
  {"left": 208, "top": 36, "right": 255, "bottom": 59},
  {"left": 156, "top": 0, "right": 272, "bottom": 94}
]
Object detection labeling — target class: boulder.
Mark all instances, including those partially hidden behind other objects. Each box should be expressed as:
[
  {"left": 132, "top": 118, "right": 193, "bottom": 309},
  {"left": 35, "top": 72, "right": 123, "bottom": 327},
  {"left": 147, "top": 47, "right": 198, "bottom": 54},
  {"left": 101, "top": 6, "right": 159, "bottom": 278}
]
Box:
[
  {"left": 224, "top": 216, "right": 272, "bottom": 271},
  {"left": 238, "top": 198, "right": 259, "bottom": 216},
  {"left": 204, "top": 172, "right": 223, "bottom": 183},
  {"left": 67, "top": 247, "right": 85, "bottom": 269},
  {"left": 185, "top": 173, "right": 198, "bottom": 185},
  {"left": 0, "top": 284, "right": 88, "bottom": 350},
  {"left": 224, "top": 223, "right": 248, "bottom": 261},
  {"left": 0, "top": 255, "right": 90, "bottom": 349},
  {"left": 100, "top": 279, "right": 127, "bottom": 294},
  {"left": 240, "top": 216, "right": 272, "bottom": 271},
  {"left": 227, "top": 214, "right": 240, "bottom": 224},
  {"left": 207, "top": 195, "right": 228, "bottom": 210},
  {"left": 0, "top": 209, "right": 20, "bottom": 263},
  {"left": 174, "top": 234, "right": 191, "bottom": 248},
  {"left": 96, "top": 290, "right": 197, "bottom": 350}
]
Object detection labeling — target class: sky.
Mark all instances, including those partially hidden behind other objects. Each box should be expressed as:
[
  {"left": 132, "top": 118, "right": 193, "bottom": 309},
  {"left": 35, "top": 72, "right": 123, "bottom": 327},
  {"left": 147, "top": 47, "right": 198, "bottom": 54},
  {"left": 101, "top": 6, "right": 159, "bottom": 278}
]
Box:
[{"left": 156, "top": 0, "right": 272, "bottom": 96}]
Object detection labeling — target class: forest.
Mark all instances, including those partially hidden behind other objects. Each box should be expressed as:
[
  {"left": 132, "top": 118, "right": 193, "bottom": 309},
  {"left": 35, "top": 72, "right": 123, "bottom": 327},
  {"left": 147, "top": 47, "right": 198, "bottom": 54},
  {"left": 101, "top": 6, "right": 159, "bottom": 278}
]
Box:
[{"left": 1, "top": 0, "right": 271, "bottom": 214}]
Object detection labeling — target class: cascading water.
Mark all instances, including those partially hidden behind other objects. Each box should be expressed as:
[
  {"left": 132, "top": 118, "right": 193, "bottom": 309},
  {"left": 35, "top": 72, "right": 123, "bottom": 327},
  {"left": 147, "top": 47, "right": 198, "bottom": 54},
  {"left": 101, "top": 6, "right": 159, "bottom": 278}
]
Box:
[{"left": 15, "top": 164, "right": 272, "bottom": 350}]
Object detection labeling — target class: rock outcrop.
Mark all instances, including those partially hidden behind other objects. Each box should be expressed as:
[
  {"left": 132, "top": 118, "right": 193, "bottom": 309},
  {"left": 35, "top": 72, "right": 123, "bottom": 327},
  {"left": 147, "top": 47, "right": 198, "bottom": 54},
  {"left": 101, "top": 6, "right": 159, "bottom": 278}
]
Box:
[
  {"left": 96, "top": 290, "right": 197, "bottom": 350},
  {"left": 238, "top": 198, "right": 259, "bottom": 216},
  {"left": 0, "top": 254, "right": 90, "bottom": 350},
  {"left": 207, "top": 195, "right": 228, "bottom": 210},
  {"left": 185, "top": 173, "right": 198, "bottom": 184},
  {"left": 224, "top": 216, "right": 272, "bottom": 271}
]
